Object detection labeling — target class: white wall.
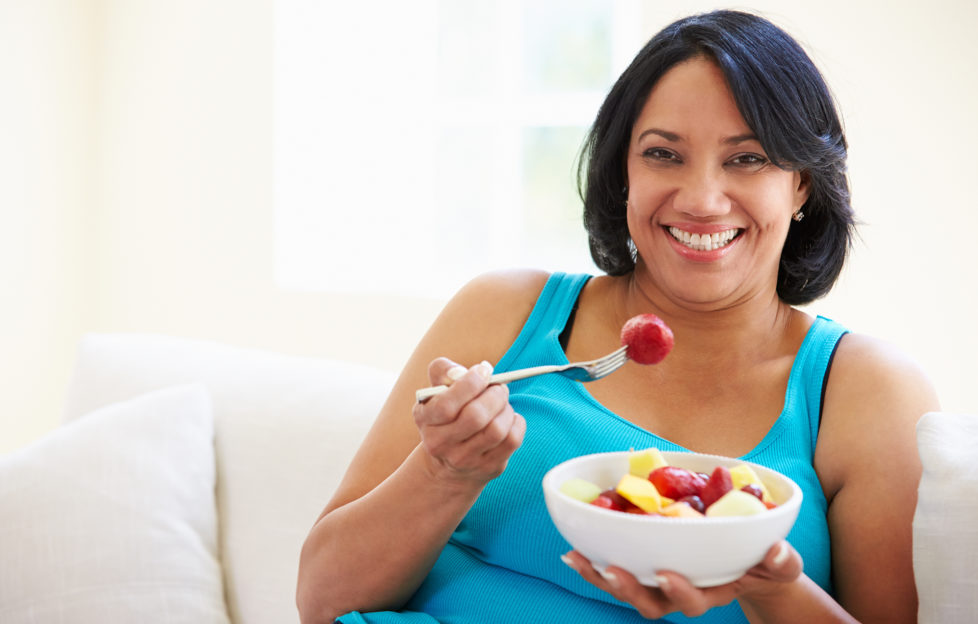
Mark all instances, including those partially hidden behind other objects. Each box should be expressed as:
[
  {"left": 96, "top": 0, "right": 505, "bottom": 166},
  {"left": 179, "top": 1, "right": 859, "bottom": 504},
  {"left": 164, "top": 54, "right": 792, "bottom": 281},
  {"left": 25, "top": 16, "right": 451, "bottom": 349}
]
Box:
[
  {"left": 1, "top": 0, "right": 975, "bottom": 453},
  {"left": 0, "top": 0, "right": 445, "bottom": 453},
  {"left": 0, "top": 1, "right": 96, "bottom": 452}
]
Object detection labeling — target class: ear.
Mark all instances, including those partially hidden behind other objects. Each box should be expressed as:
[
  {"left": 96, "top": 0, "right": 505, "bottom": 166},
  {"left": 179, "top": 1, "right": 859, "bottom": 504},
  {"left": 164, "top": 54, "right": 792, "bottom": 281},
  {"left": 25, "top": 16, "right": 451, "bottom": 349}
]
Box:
[{"left": 794, "top": 170, "right": 812, "bottom": 210}]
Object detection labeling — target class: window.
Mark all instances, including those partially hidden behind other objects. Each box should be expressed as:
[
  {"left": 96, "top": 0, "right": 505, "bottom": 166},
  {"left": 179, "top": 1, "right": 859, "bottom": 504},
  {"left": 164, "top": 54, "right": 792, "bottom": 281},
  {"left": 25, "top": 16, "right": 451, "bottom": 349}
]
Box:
[{"left": 274, "top": 0, "right": 644, "bottom": 297}]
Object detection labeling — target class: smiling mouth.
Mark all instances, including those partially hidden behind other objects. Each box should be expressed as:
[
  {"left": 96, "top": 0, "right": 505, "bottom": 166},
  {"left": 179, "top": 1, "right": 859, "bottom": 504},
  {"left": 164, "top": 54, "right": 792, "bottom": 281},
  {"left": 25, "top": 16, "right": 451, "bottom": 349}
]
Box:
[{"left": 667, "top": 226, "right": 742, "bottom": 252}]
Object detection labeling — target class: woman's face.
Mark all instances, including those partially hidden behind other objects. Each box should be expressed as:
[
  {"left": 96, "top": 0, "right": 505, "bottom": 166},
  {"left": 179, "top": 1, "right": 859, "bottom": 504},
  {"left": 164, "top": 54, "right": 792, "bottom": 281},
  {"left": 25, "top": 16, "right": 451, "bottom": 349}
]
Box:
[{"left": 625, "top": 56, "right": 809, "bottom": 309}]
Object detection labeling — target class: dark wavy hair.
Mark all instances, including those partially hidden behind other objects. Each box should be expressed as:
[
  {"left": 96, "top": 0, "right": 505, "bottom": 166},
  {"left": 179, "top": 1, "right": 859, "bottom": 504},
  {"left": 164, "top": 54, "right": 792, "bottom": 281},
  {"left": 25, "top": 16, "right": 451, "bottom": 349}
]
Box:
[{"left": 577, "top": 10, "right": 854, "bottom": 305}]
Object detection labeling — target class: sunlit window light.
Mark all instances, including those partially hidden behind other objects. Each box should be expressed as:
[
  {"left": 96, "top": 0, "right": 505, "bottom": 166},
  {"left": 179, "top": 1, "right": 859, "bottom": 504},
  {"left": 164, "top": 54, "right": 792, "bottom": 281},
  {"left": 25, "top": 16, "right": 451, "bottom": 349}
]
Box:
[{"left": 274, "top": 0, "right": 644, "bottom": 297}]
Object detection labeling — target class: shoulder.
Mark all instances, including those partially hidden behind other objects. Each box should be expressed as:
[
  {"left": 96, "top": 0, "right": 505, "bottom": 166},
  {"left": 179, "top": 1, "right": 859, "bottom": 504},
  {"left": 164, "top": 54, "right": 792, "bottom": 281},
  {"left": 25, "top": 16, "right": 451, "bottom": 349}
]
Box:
[
  {"left": 319, "top": 269, "right": 555, "bottom": 512},
  {"left": 418, "top": 268, "right": 553, "bottom": 365},
  {"left": 444, "top": 268, "right": 552, "bottom": 316},
  {"left": 816, "top": 331, "right": 941, "bottom": 492},
  {"left": 828, "top": 332, "right": 939, "bottom": 409}
]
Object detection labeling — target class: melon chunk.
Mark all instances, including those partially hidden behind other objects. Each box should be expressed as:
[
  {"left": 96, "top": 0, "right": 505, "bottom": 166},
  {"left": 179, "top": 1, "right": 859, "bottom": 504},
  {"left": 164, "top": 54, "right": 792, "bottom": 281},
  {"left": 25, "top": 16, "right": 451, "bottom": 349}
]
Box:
[
  {"left": 559, "top": 477, "right": 603, "bottom": 504},
  {"left": 704, "top": 489, "right": 767, "bottom": 517}
]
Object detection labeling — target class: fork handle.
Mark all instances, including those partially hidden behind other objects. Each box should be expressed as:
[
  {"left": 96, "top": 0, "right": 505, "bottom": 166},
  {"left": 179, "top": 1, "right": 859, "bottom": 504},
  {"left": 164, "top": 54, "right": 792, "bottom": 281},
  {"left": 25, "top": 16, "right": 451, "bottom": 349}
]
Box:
[{"left": 415, "top": 364, "right": 563, "bottom": 403}]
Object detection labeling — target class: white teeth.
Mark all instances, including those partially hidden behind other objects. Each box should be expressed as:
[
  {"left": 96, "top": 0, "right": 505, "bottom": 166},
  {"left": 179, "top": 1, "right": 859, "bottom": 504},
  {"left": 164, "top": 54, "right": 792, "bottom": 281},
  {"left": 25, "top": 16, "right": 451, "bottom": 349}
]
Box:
[{"left": 668, "top": 226, "right": 739, "bottom": 251}]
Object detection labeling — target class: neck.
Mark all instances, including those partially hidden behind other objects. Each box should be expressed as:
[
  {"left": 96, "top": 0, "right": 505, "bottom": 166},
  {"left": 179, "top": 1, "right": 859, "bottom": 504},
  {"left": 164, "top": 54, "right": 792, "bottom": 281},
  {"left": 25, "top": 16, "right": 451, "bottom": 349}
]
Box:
[{"left": 614, "top": 271, "right": 801, "bottom": 368}]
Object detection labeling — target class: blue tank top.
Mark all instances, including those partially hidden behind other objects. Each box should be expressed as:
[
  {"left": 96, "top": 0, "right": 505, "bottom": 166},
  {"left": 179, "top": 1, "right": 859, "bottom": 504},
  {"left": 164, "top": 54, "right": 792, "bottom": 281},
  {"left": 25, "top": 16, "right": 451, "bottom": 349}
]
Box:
[{"left": 339, "top": 272, "right": 847, "bottom": 624}]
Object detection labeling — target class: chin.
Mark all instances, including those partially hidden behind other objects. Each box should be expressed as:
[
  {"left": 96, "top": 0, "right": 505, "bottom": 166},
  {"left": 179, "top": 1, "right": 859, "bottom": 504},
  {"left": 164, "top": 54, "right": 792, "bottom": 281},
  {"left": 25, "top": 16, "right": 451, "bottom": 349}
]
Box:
[{"left": 671, "top": 289, "right": 733, "bottom": 309}]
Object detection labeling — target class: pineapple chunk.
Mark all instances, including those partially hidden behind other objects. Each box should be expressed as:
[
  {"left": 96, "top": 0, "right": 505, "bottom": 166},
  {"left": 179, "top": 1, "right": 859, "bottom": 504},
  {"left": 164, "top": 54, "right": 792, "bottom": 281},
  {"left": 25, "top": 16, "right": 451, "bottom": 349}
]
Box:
[
  {"left": 616, "top": 473, "right": 664, "bottom": 513},
  {"left": 729, "top": 464, "right": 774, "bottom": 504},
  {"left": 628, "top": 447, "right": 668, "bottom": 479}
]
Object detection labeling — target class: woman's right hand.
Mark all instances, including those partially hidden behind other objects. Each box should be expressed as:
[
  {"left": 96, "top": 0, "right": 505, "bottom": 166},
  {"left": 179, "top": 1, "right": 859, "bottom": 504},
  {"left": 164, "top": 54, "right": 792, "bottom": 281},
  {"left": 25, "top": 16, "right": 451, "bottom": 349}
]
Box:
[
  {"left": 564, "top": 541, "right": 856, "bottom": 622},
  {"left": 413, "top": 358, "right": 526, "bottom": 488}
]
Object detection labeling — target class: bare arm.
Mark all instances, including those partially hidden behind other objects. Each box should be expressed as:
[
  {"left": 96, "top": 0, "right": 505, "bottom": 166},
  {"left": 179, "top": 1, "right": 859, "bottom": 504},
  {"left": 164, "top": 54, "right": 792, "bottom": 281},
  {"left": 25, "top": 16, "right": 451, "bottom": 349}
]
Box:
[
  {"left": 813, "top": 333, "right": 940, "bottom": 623},
  {"left": 295, "top": 270, "right": 548, "bottom": 624}
]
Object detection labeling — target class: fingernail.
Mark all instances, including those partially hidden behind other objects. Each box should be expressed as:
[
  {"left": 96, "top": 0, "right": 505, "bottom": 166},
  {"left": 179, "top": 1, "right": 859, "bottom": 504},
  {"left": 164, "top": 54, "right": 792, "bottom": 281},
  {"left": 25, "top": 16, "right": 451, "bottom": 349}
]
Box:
[
  {"left": 654, "top": 574, "right": 670, "bottom": 590},
  {"left": 773, "top": 541, "right": 789, "bottom": 566},
  {"left": 446, "top": 365, "right": 467, "bottom": 381},
  {"left": 560, "top": 554, "right": 575, "bottom": 569},
  {"left": 476, "top": 360, "right": 493, "bottom": 380},
  {"left": 600, "top": 569, "right": 620, "bottom": 589}
]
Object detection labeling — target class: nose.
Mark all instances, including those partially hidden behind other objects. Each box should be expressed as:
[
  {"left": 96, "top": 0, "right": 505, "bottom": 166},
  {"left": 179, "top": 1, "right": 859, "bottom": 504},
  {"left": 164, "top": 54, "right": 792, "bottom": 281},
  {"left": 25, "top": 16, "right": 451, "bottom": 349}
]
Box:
[{"left": 672, "top": 165, "right": 731, "bottom": 217}]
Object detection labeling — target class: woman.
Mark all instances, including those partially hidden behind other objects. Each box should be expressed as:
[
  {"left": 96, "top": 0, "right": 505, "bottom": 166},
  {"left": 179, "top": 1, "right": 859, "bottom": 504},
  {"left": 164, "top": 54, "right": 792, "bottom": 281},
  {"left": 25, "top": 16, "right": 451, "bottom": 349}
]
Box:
[{"left": 297, "top": 10, "right": 938, "bottom": 623}]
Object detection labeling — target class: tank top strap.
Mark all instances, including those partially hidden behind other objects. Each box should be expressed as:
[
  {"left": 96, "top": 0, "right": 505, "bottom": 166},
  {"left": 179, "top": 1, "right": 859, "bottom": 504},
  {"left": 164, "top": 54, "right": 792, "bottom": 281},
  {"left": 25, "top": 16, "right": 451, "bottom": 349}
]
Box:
[
  {"left": 496, "top": 272, "right": 592, "bottom": 373},
  {"left": 784, "top": 315, "right": 849, "bottom": 455}
]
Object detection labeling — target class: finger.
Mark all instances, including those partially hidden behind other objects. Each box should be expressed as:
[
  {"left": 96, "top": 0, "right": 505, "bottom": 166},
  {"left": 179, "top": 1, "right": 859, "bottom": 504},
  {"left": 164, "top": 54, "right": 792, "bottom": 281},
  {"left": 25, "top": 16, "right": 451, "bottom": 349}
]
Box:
[
  {"left": 484, "top": 409, "right": 526, "bottom": 461},
  {"left": 561, "top": 551, "right": 615, "bottom": 592},
  {"left": 651, "top": 571, "right": 735, "bottom": 618},
  {"left": 452, "top": 409, "right": 525, "bottom": 480},
  {"left": 439, "top": 392, "right": 519, "bottom": 464},
  {"left": 416, "top": 361, "right": 493, "bottom": 427},
  {"left": 458, "top": 384, "right": 513, "bottom": 446},
  {"left": 468, "top": 408, "right": 525, "bottom": 472},
  {"left": 427, "top": 357, "right": 470, "bottom": 387},
  {"left": 601, "top": 565, "right": 676, "bottom": 619},
  {"left": 750, "top": 541, "right": 803, "bottom": 583},
  {"left": 444, "top": 360, "right": 493, "bottom": 394},
  {"left": 656, "top": 541, "right": 801, "bottom": 615},
  {"left": 561, "top": 553, "right": 671, "bottom": 620},
  {"left": 431, "top": 384, "right": 511, "bottom": 449}
]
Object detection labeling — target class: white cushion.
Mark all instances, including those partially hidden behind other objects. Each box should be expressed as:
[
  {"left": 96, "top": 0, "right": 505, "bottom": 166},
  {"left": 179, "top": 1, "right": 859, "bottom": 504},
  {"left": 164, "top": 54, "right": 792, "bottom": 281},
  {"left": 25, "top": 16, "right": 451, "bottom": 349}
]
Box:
[
  {"left": 0, "top": 384, "right": 229, "bottom": 624},
  {"left": 61, "top": 333, "right": 396, "bottom": 624},
  {"left": 913, "top": 411, "right": 978, "bottom": 624}
]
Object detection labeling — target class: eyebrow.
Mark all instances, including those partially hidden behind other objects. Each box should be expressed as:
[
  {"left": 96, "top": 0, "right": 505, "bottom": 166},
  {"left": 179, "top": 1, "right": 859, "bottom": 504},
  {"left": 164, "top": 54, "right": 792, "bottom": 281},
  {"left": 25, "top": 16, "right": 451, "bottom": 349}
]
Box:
[
  {"left": 723, "top": 133, "right": 759, "bottom": 145},
  {"left": 636, "top": 128, "right": 759, "bottom": 145},
  {"left": 637, "top": 128, "right": 681, "bottom": 142}
]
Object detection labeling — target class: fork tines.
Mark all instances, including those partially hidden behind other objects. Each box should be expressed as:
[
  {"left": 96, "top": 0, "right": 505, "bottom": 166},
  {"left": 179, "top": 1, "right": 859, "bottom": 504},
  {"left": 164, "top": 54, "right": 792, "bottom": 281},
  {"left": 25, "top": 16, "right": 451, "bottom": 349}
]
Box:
[{"left": 587, "top": 346, "right": 629, "bottom": 380}]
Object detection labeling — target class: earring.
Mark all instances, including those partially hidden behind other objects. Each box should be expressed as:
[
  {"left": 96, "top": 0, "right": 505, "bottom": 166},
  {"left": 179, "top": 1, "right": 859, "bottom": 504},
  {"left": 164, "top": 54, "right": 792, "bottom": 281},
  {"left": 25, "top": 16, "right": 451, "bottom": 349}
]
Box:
[{"left": 792, "top": 210, "right": 805, "bottom": 222}]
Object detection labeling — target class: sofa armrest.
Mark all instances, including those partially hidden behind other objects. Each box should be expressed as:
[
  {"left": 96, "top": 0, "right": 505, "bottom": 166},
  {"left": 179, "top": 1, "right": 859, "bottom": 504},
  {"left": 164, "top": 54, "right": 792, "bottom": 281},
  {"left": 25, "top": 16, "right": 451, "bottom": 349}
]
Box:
[
  {"left": 63, "top": 333, "right": 396, "bottom": 624},
  {"left": 913, "top": 411, "right": 978, "bottom": 623}
]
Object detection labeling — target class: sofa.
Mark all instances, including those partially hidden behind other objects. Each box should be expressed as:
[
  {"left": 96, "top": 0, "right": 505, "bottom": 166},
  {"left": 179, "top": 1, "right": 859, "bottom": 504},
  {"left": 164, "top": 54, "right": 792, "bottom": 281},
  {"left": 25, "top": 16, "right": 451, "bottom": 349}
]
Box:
[{"left": 0, "top": 332, "right": 975, "bottom": 623}]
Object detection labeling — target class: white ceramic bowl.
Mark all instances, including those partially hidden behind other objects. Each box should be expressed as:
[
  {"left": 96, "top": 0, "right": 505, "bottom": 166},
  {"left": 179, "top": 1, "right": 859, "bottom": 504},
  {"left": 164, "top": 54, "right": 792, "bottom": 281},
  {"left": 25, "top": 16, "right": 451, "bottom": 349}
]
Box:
[{"left": 542, "top": 450, "right": 803, "bottom": 587}]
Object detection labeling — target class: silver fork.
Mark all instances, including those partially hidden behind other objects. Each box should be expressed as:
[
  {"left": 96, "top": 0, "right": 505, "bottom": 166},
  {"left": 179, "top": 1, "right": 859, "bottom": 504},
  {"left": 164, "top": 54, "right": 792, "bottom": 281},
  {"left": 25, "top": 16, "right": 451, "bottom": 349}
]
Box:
[{"left": 415, "top": 346, "right": 629, "bottom": 402}]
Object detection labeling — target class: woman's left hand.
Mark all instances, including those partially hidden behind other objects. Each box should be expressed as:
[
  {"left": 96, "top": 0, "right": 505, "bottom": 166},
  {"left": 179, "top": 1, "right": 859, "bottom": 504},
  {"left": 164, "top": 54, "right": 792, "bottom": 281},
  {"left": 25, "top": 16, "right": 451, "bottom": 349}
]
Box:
[{"left": 562, "top": 540, "right": 803, "bottom": 619}]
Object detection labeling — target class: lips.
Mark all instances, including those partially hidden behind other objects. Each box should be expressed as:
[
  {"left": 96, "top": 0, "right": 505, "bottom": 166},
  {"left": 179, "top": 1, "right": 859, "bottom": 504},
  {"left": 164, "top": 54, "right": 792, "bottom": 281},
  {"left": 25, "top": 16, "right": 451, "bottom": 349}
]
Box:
[{"left": 667, "top": 226, "right": 741, "bottom": 252}]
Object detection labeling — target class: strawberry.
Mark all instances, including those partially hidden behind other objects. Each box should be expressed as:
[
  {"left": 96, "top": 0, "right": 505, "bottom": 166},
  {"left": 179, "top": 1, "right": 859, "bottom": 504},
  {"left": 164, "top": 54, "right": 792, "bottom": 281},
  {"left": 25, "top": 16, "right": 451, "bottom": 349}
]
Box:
[
  {"left": 700, "top": 465, "right": 733, "bottom": 508},
  {"left": 620, "top": 314, "right": 674, "bottom": 365},
  {"left": 649, "top": 466, "right": 707, "bottom": 500}
]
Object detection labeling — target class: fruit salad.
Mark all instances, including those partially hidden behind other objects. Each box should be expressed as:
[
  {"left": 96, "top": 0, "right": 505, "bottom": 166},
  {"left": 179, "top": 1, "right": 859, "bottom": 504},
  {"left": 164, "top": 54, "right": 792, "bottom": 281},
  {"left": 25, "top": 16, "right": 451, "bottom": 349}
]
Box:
[
  {"left": 559, "top": 448, "right": 779, "bottom": 518},
  {"left": 621, "top": 314, "right": 674, "bottom": 365}
]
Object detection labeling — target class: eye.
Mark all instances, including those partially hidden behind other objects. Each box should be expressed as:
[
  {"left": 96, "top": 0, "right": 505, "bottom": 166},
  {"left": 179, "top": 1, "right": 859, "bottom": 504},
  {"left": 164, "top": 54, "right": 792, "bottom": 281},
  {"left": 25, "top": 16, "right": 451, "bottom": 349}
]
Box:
[
  {"left": 728, "top": 153, "right": 768, "bottom": 169},
  {"left": 643, "top": 148, "right": 681, "bottom": 163}
]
